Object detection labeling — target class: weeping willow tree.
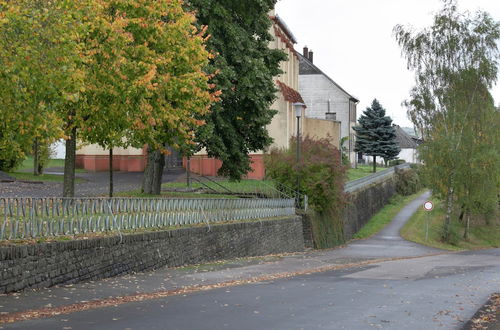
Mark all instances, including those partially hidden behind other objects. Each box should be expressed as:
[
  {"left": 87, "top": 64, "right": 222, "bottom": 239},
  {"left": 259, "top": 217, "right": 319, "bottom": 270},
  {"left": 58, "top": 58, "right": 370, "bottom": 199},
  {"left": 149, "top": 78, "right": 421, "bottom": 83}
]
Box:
[{"left": 394, "top": 0, "right": 500, "bottom": 241}]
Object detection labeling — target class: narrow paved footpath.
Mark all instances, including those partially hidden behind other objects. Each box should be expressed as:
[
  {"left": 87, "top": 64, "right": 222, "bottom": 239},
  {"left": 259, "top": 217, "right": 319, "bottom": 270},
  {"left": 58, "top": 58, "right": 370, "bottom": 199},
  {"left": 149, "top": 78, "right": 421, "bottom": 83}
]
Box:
[{"left": 1, "top": 192, "right": 499, "bottom": 329}]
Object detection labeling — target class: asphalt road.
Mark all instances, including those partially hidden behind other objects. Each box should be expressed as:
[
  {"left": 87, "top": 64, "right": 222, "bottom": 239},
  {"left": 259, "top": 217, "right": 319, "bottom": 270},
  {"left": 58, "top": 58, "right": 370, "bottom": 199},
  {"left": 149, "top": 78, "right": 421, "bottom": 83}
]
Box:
[
  {"left": 2, "top": 191, "right": 499, "bottom": 329},
  {"left": 5, "top": 250, "right": 500, "bottom": 330}
]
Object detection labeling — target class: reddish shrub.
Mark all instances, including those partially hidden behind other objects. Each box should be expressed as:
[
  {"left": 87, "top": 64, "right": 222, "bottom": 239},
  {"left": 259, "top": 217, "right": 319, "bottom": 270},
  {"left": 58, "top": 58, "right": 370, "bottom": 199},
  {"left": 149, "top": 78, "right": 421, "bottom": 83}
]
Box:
[{"left": 265, "top": 136, "right": 347, "bottom": 213}]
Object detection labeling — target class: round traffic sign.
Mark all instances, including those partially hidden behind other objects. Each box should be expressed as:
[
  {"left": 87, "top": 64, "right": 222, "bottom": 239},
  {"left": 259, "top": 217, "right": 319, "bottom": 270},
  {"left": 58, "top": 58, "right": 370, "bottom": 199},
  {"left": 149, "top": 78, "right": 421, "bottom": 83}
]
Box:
[{"left": 423, "top": 201, "right": 434, "bottom": 211}]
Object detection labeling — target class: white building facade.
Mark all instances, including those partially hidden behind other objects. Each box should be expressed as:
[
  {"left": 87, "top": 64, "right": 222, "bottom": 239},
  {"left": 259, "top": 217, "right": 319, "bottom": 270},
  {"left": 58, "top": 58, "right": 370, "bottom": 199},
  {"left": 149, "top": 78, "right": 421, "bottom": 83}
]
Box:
[{"left": 298, "top": 48, "right": 359, "bottom": 166}]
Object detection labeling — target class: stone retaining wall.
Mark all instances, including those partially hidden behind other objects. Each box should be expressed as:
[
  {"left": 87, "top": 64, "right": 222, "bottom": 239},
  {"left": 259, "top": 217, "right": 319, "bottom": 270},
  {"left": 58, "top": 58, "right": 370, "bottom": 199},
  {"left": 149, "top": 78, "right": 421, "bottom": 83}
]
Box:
[
  {"left": 0, "top": 217, "right": 304, "bottom": 294},
  {"left": 343, "top": 176, "right": 397, "bottom": 240}
]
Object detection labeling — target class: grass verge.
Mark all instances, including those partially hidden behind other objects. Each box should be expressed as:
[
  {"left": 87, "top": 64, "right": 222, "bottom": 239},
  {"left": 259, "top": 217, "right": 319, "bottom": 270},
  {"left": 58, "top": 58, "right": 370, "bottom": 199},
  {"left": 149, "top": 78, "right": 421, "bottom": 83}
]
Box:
[
  {"left": 353, "top": 190, "right": 426, "bottom": 239},
  {"left": 347, "top": 165, "right": 386, "bottom": 182},
  {"left": 113, "top": 189, "right": 239, "bottom": 199},
  {"left": 14, "top": 157, "right": 86, "bottom": 173},
  {"left": 162, "top": 179, "right": 277, "bottom": 195},
  {"left": 8, "top": 172, "right": 84, "bottom": 183},
  {"left": 400, "top": 200, "right": 500, "bottom": 251},
  {"left": 0, "top": 216, "right": 290, "bottom": 246},
  {"left": 17, "top": 157, "right": 66, "bottom": 171}
]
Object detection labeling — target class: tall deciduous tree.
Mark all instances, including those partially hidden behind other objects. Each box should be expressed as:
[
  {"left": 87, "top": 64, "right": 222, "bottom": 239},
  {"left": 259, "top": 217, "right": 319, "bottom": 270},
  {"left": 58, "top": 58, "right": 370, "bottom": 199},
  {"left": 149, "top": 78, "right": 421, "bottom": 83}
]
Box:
[
  {"left": 104, "top": 0, "right": 218, "bottom": 195},
  {"left": 394, "top": 0, "right": 500, "bottom": 241},
  {"left": 187, "top": 0, "right": 287, "bottom": 180},
  {"left": 0, "top": 0, "right": 75, "bottom": 173},
  {"left": 78, "top": 1, "right": 145, "bottom": 197},
  {"left": 354, "top": 99, "right": 400, "bottom": 172}
]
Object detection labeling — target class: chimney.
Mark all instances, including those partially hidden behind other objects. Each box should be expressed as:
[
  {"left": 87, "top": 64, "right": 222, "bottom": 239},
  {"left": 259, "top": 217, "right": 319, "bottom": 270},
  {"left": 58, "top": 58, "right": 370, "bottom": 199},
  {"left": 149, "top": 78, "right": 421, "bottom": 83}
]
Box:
[
  {"left": 308, "top": 50, "right": 314, "bottom": 63},
  {"left": 303, "top": 46, "right": 309, "bottom": 59}
]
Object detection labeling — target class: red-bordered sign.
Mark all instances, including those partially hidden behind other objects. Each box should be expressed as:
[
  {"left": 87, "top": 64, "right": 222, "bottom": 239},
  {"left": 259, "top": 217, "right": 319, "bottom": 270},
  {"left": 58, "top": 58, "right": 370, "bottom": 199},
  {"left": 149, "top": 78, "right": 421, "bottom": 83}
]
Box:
[{"left": 423, "top": 201, "right": 434, "bottom": 211}]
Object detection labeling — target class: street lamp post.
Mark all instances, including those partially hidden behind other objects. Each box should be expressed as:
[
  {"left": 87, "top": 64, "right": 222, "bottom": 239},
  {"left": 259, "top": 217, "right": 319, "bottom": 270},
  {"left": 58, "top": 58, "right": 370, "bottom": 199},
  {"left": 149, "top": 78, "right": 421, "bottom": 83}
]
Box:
[{"left": 293, "top": 102, "right": 305, "bottom": 208}]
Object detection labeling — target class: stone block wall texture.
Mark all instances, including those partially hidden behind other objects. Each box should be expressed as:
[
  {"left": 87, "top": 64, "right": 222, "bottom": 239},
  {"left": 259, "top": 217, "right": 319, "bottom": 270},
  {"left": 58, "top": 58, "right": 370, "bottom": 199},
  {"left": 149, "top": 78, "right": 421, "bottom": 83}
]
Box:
[
  {"left": 0, "top": 217, "right": 304, "bottom": 294},
  {"left": 298, "top": 211, "right": 314, "bottom": 249},
  {"left": 343, "top": 176, "right": 396, "bottom": 240}
]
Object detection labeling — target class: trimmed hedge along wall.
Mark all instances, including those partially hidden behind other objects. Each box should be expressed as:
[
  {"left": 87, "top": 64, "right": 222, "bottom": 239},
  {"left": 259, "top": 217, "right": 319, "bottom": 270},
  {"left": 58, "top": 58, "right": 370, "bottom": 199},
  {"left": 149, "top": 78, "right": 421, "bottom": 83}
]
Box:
[{"left": 0, "top": 217, "right": 304, "bottom": 294}]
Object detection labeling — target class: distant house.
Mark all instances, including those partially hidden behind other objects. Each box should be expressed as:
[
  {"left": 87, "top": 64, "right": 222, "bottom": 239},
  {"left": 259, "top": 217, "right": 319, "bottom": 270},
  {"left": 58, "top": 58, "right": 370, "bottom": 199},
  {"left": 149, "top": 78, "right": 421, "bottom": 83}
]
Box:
[
  {"left": 358, "top": 125, "right": 422, "bottom": 165},
  {"left": 298, "top": 48, "right": 359, "bottom": 166},
  {"left": 394, "top": 125, "right": 422, "bottom": 164}
]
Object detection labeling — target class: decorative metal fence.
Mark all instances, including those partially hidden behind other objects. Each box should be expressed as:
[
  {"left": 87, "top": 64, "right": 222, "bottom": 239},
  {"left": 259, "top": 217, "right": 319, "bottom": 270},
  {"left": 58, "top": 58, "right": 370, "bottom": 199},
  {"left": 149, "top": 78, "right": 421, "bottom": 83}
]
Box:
[{"left": 0, "top": 197, "right": 295, "bottom": 241}]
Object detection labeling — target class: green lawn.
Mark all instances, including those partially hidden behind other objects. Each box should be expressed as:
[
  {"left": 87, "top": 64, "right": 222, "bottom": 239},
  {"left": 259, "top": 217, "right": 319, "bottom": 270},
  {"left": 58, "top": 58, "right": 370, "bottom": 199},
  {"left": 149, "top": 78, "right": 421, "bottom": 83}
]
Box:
[
  {"left": 162, "top": 179, "right": 280, "bottom": 196},
  {"left": 113, "top": 189, "right": 239, "bottom": 199},
  {"left": 400, "top": 200, "right": 500, "bottom": 250},
  {"left": 347, "top": 165, "right": 386, "bottom": 182},
  {"left": 6, "top": 157, "right": 86, "bottom": 183},
  {"left": 9, "top": 172, "right": 84, "bottom": 183},
  {"left": 114, "top": 179, "right": 282, "bottom": 199},
  {"left": 17, "top": 157, "right": 66, "bottom": 171},
  {"left": 353, "top": 190, "right": 426, "bottom": 239}
]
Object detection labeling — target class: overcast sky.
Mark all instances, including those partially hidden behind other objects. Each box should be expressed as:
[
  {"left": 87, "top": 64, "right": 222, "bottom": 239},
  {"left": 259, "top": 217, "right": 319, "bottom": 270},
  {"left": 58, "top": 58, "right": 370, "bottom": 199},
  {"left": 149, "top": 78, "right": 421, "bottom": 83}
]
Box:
[{"left": 275, "top": 0, "right": 500, "bottom": 128}]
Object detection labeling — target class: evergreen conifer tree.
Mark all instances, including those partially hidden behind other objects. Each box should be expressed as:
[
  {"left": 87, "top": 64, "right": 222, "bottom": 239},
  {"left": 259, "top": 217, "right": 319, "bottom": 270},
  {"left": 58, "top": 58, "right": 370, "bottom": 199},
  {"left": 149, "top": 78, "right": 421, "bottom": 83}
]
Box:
[{"left": 354, "top": 99, "right": 400, "bottom": 172}]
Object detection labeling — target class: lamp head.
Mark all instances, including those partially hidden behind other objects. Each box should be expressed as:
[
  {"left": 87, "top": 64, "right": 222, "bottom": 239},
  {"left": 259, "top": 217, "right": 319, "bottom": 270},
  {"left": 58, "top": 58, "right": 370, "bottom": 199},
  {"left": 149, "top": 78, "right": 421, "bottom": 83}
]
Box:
[{"left": 293, "top": 102, "right": 305, "bottom": 118}]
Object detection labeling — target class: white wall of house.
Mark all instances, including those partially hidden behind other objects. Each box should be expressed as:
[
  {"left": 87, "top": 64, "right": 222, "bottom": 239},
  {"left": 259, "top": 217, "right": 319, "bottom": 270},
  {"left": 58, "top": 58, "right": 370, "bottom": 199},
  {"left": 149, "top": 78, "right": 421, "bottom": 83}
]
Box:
[
  {"left": 398, "top": 148, "right": 420, "bottom": 164},
  {"left": 51, "top": 140, "right": 66, "bottom": 159},
  {"left": 299, "top": 74, "right": 357, "bottom": 165},
  {"left": 360, "top": 148, "right": 420, "bottom": 165}
]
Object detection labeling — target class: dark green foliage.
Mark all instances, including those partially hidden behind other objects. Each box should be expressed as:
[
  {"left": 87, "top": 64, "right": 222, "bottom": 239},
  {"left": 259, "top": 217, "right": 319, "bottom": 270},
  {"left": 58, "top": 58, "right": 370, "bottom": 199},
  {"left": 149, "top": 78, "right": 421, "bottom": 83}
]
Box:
[
  {"left": 187, "top": 0, "right": 287, "bottom": 180},
  {"left": 395, "top": 168, "right": 421, "bottom": 196},
  {"left": 354, "top": 99, "right": 400, "bottom": 165},
  {"left": 388, "top": 159, "right": 405, "bottom": 166},
  {"left": 265, "top": 136, "right": 347, "bottom": 248},
  {"left": 340, "top": 136, "right": 350, "bottom": 166},
  {"left": 0, "top": 130, "right": 25, "bottom": 171},
  {"left": 0, "top": 152, "right": 24, "bottom": 172},
  {"left": 306, "top": 209, "right": 345, "bottom": 249}
]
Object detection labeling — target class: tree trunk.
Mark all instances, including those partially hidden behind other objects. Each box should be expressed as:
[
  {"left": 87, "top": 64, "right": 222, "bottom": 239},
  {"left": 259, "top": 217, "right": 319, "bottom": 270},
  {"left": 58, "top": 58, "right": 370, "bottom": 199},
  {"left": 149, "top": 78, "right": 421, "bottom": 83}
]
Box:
[
  {"left": 463, "top": 212, "right": 470, "bottom": 240},
  {"left": 373, "top": 156, "right": 376, "bottom": 173},
  {"left": 109, "top": 148, "right": 113, "bottom": 198},
  {"left": 142, "top": 148, "right": 165, "bottom": 195},
  {"left": 458, "top": 204, "right": 465, "bottom": 223},
  {"left": 442, "top": 178, "right": 454, "bottom": 242},
  {"left": 152, "top": 150, "right": 165, "bottom": 195},
  {"left": 142, "top": 147, "right": 154, "bottom": 194},
  {"left": 63, "top": 127, "right": 77, "bottom": 197},
  {"left": 33, "top": 138, "right": 40, "bottom": 176}
]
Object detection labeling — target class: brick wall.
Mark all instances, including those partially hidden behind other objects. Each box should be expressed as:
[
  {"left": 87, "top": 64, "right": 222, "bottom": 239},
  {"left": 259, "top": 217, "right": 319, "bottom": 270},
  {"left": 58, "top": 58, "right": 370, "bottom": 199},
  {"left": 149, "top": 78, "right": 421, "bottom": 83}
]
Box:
[{"left": 0, "top": 217, "right": 304, "bottom": 294}]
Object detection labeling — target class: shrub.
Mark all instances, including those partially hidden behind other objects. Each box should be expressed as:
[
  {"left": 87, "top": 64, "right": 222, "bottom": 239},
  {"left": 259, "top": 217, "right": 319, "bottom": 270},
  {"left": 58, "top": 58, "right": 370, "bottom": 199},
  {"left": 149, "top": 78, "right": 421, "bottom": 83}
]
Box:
[
  {"left": 35, "top": 143, "right": 54, "bottom": 174},
  {"left": 265, "top": 136, "right": 347, "bottom": 248},
  {"left": 265, "top": 136, "right": 346, "bottom": 212},
  {"left": 388, "top": 159, "right": 405, "bottom": 166},
  {"left": 0, "top": 145, "right": 25, "bottom": 172},
  {"left": 395, "top": 168, "right": 421, "bottom": 196}
]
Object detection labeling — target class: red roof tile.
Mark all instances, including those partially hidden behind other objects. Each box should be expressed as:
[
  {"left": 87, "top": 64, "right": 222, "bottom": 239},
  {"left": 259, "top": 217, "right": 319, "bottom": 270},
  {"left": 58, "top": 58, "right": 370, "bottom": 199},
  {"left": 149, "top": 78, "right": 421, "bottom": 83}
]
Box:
[{"left": 276, "top": 80, "right": 305, "bottom": 104}]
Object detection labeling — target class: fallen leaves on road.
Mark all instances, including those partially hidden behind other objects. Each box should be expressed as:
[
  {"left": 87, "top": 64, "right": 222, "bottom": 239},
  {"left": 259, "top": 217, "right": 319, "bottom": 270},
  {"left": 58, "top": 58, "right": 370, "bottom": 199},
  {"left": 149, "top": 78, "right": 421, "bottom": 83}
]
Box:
[
  {"left": 466, "top": 293, "right": 500, "bottom": 330},
  {"left": 0, "top": 251, "right": 453, "bottom": 325}
]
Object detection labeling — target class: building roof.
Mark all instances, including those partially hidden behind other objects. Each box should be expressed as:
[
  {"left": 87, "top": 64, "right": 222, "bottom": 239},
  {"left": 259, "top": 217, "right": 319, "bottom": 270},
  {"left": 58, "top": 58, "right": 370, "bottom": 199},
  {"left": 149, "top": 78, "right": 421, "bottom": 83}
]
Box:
[
  {"left": 298, "top": 53, "right": 359, "bottom": 103},
  {"left": 276, "top": 80, "right": 305, "bottom": 104},
  {"left": 394, "top": 125, "right": 420, "bottom": 149},
  {"left": 270, "top": 15, "right": 297, "bottom": 44}
]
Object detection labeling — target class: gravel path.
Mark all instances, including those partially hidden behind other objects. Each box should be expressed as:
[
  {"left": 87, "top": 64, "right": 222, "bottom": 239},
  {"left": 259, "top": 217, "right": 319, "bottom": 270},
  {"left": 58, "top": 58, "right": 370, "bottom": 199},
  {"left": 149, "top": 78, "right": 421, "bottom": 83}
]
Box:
[{"left": 0, "top": 168, "right": 186, "bottom": 198}]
